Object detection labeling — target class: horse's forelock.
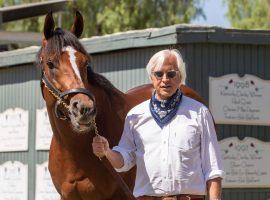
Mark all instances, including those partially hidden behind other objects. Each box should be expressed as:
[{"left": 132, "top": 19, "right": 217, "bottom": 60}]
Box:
[{"left": 42, "top": 28, "right": 89, "bottom": 60}]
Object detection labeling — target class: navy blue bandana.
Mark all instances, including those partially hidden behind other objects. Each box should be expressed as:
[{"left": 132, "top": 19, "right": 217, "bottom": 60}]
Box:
[{"left": 149, "top": 89, "right": 182, "bottom": 128}]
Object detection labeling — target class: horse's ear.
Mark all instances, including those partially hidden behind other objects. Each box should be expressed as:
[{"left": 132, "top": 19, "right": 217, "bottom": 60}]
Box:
[
  {"left": 44, "top": 11, "right": 55, "bottom": 40},
  {"left": 70, "top": 11, "right": 84, "bottom": 38}
]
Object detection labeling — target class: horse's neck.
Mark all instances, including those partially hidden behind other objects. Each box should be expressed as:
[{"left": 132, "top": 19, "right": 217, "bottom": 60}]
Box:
[
  {"left": 90, "top": 85, "right": 127, "bottom": 146},
  {"left": 45, "top": 106, "right": 92, "bottom": 154}
]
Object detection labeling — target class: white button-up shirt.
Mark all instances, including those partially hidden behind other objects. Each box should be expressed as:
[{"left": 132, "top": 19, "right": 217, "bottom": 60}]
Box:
[{"left": 113, "top": 95, "right": 224, "bottom": 197}]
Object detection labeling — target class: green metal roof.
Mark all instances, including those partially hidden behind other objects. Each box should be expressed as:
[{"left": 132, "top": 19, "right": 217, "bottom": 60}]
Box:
[
  {"left": 1, "top": 24, "right": 270, "bottom": 68},
  {"left": 0, "top": 46, "right": 40, "bottom": 68}
]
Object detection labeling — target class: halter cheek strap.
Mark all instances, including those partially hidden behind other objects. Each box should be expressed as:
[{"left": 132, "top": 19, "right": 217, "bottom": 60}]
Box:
[
  {"left": 42, "top": 72, "right": 95, "bottom": 101},
  {"left": 41, "top": 71, "right": 96, "bottom": 121}
]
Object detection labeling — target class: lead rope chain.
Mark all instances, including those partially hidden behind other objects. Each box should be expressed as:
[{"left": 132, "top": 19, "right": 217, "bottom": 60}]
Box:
[
  {"left": 43, "top": 80, "right": 99, "bottom": 135},
  {"left": 90, "top": 119, "right": 106, "bottom": 160},
  {"left": 43, "top": 80, "right": 102, "bottom": 151},
  {"left": 43, "top": 80, "right": 103, "bottom": 157},
  {"left": 91, "top": 118, "right": 101, "bottom": 136}
]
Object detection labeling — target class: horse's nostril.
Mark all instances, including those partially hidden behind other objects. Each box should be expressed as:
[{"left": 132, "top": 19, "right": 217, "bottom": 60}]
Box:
[
  {"left": 72, "top": 101, "right": 79, "bottom": 109},
  {"left": 89, "top": 107, "right": 95, "bottom": 114},
  {"left": 82, "top": 107, "right": 92, "bottom": 115},
  {"left": 80, "top": 107, "right": 86, "bottom": 115},
  {"left": 85, "top": 107, "right": 90, "bottom": 114},
  {"left": 71, "top": 99, "right": 95, "bottom": 117}
]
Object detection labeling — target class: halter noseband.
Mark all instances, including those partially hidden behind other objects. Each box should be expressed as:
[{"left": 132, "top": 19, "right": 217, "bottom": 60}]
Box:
[{"left": 40, "top": 65, "right": 96, "bottom": 121}]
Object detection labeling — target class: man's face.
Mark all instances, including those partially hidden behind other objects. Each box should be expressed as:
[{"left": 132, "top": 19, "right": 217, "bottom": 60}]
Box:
[{"left": 151, "top": 54, "right": 181, "bottom": 100}]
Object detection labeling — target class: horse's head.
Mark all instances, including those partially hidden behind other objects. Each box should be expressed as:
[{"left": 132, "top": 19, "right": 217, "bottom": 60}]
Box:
[{"left": 39, "top": 11, "right": 96, "bottom": 133}]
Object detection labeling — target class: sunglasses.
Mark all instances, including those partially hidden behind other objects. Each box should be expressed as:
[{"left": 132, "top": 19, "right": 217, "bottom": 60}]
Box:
[{"left": 152, "top": 70, "right": 179, "bottom": 80}]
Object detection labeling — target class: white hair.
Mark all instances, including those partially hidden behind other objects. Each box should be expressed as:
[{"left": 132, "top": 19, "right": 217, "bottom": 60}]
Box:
[{"left": 146, "top": 49, "right": 186, "bottom": 85}]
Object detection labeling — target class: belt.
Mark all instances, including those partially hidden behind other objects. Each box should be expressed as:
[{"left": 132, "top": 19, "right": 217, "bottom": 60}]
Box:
[{"left": 137, "top": 194, "right": 205, "bottom": 200}]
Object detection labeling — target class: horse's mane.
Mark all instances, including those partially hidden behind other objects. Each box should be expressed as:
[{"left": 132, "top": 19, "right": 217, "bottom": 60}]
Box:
[
  {"left": 87, "top": 66, "right": 124, "bottom": 99},
  {"left": 37, "top": 28, "right": 123, "bottom": 99}
]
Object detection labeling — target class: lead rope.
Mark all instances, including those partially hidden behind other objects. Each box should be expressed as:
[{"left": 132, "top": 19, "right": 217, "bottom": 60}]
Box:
[
  {"left": 42, "top": 79, "right": 70, "bottom": 110},
  {"left": 91, "top": 119, "right": 136, "bottom": 200},
  {"left": 91, "top": 118, "right": 100, "bottom": 137}
]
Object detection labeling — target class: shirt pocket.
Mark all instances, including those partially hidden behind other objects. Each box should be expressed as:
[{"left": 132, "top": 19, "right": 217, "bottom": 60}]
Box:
[
  {"left": 172, "top": 125, "right": 200, "bottom": 151},
  {"left": 171, "top": 125, "right": 200, "bottom": 180}
]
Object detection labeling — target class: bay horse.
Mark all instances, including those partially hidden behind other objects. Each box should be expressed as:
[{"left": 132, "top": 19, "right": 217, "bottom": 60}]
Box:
[{"left": 38, "top": 11, "right": 205, "bottom": 200}]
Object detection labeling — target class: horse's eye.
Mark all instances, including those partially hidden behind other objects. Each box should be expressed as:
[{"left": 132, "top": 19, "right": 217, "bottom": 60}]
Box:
[{"left": 47, "top": 61, "right": 55, "bottom": 69}]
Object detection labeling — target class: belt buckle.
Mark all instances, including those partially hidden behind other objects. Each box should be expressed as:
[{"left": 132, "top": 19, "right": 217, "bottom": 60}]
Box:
[{"left": 161, "top": 196, "right": 177, "bottom": 200}]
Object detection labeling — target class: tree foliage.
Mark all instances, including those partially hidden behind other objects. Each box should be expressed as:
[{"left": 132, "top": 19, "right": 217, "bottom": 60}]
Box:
[
  {"left": 224, "top": 0, "right": 270, "bottom": 29},
  {"left": 67, "top": 0, "right": 205, "bottom": 37},
  {"left": 1, "top": 0, "right": 205, "bottom": 37}
]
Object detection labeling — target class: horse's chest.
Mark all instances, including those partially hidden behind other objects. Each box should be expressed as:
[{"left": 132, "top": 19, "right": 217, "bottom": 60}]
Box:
[
  {"left": 60, "top": 178, "right": 103, "bottom": 200},
  {"left": 50, "top": 164, "right": 117, "bottom": 200}
]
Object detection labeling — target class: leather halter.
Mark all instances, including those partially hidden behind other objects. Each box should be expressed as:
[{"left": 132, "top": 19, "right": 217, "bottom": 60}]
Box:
[{"left": 40, "top": 67, "right": 96, "bottom": 121}]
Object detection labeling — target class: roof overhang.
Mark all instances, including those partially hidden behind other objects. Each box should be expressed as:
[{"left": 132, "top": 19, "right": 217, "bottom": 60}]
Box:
[
  {"left": 0, "top": 0, "right": 70, "bottom": 23},
  {"left": 0, "top": 31, "right": 42, "bottom": 45}
]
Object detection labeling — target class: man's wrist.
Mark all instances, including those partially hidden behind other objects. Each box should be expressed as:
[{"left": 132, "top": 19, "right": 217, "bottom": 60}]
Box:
[{"left": 105, "top": 148, "right": 115, "bottom": 159}]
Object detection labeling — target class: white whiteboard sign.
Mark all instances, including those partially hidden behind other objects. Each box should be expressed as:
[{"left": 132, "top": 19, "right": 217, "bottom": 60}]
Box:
[
  {"left": 36, "top": 107, "right": 53, "bottom": 150},
  {"left": 35, "top": 161, "right": 59, "bottom": 200},
  {"left": 0, "top": 161, "right": 28, "bottom": 200},
  {"left": 209, "top": 74, "right": 270, "bottom": 125},
  {"left": 220, "top": 137, "right": 270, "bottom": 188},
  {"left": 0, "top": 108, "right": 28, "bottom": 152}
]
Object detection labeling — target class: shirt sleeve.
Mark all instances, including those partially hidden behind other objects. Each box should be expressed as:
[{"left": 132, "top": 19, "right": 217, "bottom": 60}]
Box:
[
  {"left": 199, "top": 107, "right": 225, "bottom": 181},
  {"left": 112, "top": 114, "right": 136, "bottom": 172}
]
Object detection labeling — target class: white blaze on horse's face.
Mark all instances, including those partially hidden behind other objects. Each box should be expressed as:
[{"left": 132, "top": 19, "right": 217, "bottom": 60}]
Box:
[{"left": 62, "top": 46, "right": 82, "bottom": 80}]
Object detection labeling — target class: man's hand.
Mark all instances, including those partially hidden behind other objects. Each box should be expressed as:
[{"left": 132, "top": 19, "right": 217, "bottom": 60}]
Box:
[
  {"left": 92, "top": 136, "right": 110, "bottom": 158},
  {"left": 92, "top": 136, "right": 124, "bottom": 169}
]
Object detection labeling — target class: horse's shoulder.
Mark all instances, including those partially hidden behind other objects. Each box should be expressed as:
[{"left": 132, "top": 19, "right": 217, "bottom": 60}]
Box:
[
  {"left": 180, "top": 84, "right": 205, "bottom": 105},
  {"left": 124, "top": 84, "right": 152, "bottom": 109},
  {"left": 126, "top": 83, "right": 153, "bottom": 95}
]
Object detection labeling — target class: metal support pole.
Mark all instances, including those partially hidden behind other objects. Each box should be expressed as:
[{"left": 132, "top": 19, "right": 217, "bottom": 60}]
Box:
[
  {"left": 0, "top": 13, "right": 2, "bottom": 30},
  {"left": 57, "top": 12, "right": 62, "bottom": 28}
]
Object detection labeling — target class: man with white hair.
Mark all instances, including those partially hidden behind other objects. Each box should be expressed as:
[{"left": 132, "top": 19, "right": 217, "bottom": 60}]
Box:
[{"left": 92, "top": 49, "right": 224, "bottom": 200}]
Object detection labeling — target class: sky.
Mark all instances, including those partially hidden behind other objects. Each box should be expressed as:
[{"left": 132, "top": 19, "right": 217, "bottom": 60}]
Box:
[{"left": 191, "top": 0, "right": 231, "bottom": 28}]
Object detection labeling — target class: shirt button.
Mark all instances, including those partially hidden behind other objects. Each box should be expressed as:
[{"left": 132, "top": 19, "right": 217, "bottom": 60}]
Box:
[{"left": 163, "top": 141, "right": 166, "bottom": 144}]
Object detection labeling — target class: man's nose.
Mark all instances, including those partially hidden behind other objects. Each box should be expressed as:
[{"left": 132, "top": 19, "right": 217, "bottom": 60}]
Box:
[{"left": 161, "top": 74, "right": 170, "bottom": 81}]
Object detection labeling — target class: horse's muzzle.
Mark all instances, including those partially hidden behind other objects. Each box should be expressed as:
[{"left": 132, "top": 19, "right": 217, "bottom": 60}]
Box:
[
  {"left": 69, "top": 99, "right": 96, "bottom": 118},
  {"left": 69, "top": 98, "right": 96, "bottom": 133}
]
